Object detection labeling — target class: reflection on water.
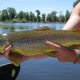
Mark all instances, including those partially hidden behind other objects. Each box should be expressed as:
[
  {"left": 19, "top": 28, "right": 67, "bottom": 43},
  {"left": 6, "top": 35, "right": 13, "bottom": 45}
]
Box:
[
  {"left": 17, "top": 58, "right": 80, "bottom": 80},
  {"left": 1, "top": 57, "right": 80, "bottom": 80},
  {"left": 0, "top": 22, "right": 64, "bottom": 34},
  {"left": 0, "top": 22, "right": 80, "bottom": 80}
]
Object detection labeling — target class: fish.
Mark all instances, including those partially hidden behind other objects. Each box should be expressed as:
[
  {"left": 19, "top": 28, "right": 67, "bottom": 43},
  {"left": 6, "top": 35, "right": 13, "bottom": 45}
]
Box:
[{"left": 0, "top": 27, "right": 80, "bottom": 66}]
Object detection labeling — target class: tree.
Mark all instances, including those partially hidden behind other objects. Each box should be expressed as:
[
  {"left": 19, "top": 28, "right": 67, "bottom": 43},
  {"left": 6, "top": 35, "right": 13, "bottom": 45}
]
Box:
[
  {"left": 0, "top": 9, "right": 9, "bottom": 21},
  {"left": 25, "top": 12, "right": 30, "bottom": 21},
  {"left": 29, "top": 12, "right": 36, "bottom": 22},
  {"left": 46, "top": 13, "right": 52, "bottom": 22},
  {"left": 73, "top": 0, "right": 80, "bottom": 7},
  {"left": 7, "top": 7, "right": 16, "bottom": 21},
  {"left": 42, "top": 14, "right": 46, "bottom": 22},
  {"left": 58, "top": 11, "right": 65, "bottom": 22},
  {"left": 18, "top": 11, "right": 25, "bottom": 20},
  {"left": 46, "top": 11, "right": 57, "bottom": 22},
  {"left": 36, "top": 10, "right": 41, "bottom": 22},
  {"left": 0, "top": 11, "right": 1, "bottom": 21},
  {"left": 65, "top": 10, "right": 71, "bottom": 22},
  {"left": 51, "top": 11, "right": 57, "bottom": 22}
]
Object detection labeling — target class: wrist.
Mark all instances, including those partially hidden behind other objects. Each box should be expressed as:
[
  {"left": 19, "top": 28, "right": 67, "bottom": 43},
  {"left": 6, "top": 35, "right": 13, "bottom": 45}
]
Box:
[{"left": 73, "top": 49, "right": 80, "bottom": 64}]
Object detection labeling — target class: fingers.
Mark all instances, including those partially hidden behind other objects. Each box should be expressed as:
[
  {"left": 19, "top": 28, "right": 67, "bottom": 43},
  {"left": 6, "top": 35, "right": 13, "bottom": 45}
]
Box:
[
  {"left": 45, "top": 41, "right": 78, "bottom": 63},
  {"left": 46, "top": 41, "right": 64, "bottom": 51},
  {"left": 4, "top": 45, "right": 13, "bottom": 57},
  {"left": 5, "top": 45, "right": 12, "bottom": 51}
]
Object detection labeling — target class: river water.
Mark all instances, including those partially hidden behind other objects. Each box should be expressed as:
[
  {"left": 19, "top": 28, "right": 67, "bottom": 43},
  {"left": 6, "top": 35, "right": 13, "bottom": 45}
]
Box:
[
  {"left": 0, "top": 22, "right": 64, "bottom": 34},
  {"left": 0, "top": 22, "right": 80, "bottom": 80}
]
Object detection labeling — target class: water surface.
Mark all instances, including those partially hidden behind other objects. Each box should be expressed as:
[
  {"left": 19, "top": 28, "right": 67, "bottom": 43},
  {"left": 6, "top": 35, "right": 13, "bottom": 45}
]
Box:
[
  {"left": 0, "top": 22, "right": 80, "bottom": 80},
  {"left": 0, "top": 22, "right": 64, "bottom": 34}
]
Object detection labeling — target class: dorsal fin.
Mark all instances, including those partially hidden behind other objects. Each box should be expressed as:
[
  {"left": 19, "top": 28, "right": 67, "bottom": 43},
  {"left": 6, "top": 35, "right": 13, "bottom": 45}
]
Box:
[{"left": 33, "top": 26, "right": 52, "bottom": 31}]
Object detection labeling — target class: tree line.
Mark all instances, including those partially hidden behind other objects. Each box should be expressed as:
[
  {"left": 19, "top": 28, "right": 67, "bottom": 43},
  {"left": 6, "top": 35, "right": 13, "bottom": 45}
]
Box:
[
  {"left": 0, "top": 8, "right": 71, "bottom": 23},
  {"left": 73, "top": 0, "right": 80, "bottom": 7},
  {"left": 0, "top": 0, "right": 79, "bottom": 23},
  {"left": 0, "top": 7, "right": 71, "bottom": 23}
]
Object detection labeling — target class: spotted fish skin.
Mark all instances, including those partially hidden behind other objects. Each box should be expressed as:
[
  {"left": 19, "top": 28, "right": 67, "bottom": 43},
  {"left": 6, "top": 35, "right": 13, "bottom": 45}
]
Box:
[
  {"left": 0, "top": 35, "right": 6, "bottom": 46},
  {"left": 1, "top": 30, "right": 80, "bottom": 66},
  {"left": 6, "top": 30, "right": 80, "bottom": 49}
]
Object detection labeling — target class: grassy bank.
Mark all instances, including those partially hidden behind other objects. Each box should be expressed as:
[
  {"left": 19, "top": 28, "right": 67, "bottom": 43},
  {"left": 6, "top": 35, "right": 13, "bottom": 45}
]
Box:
[{"left": 0, "top": 25, "right": 30, "bottom": 29}]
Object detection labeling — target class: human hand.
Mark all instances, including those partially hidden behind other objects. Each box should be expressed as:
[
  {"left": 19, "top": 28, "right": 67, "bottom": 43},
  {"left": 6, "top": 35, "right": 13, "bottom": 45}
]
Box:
[
  {"left": 2, "top": 45, "right": 13, "bottom": 57},
  {"left": 0, "top": 45, "right": 28, "bottom": 65},
  {"left": 0, "top": 45, "right": 12, "bottom": 57},
  {"left": 46, "top": 41, "right": 80, "bottom": 63}
]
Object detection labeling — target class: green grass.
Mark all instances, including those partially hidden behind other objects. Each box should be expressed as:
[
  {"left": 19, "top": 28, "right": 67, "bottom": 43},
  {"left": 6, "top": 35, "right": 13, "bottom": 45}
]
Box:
[{"left": 0, "top": 25, "right": 30, "bottom": 29}]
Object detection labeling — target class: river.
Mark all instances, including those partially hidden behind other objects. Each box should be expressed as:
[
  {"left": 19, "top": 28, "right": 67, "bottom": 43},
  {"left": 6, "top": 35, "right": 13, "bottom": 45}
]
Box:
[
  {"left": 0, "top": 22, "right": 64, "bottom": 34},
  {"left": 0, "top": 22, "right": 80, "bottom": 80}
]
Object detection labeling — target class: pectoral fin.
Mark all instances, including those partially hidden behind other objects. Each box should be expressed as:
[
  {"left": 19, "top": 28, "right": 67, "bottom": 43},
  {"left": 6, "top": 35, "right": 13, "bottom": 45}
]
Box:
[{"left": 8, "top": 51, "right": 29, "bottom": 66}]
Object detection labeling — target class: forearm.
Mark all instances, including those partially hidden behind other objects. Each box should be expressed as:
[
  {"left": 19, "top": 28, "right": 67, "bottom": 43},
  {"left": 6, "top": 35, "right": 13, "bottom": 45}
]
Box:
[
  {"left": 63, "top": 2, "right": 80, "bottom": 30},
  {"left": 73, "top": 49, "right": 80, "bottom": 64},
  {"left": 62, "top": 15, "right": 80, "bottom": 30}
]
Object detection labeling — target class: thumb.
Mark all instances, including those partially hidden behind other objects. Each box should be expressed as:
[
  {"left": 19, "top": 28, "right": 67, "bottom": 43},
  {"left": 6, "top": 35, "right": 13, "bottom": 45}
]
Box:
[
  {"left": 46, "top": 41, "right": 64, "bottom": 51},
  {"left": 4, "top": 45, "right": 12, "bottom": 57}
]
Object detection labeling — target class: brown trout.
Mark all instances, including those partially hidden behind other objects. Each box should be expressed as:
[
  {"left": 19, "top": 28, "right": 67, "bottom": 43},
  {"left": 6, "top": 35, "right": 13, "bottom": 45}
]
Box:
[{"left": 0, "top": 27, "right": 80, "bottom": 66}]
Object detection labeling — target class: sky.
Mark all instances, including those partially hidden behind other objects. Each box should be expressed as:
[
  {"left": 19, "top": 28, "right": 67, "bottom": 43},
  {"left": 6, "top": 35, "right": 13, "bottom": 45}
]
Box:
[{"left": 0, "top": 0, "right": 75, "bottom": 15}]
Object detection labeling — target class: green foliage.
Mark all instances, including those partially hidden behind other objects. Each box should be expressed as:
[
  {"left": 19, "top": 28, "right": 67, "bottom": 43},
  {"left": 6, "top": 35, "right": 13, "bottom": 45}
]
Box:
[
  {"left": 73, "top": 0, "right": 80, "bottom": 7},
  {"left": 42, "top": 14, "right": 46, "bottom": 22},
  {"left": 18, "top": 11, "right": 25, "bottom": 20},
  {"left": 7, "top": 7, "right": 16, "bottom": 21},
  {"left": 65, "top": 10, "right": 71, "bottom": 22},
  {"left": 12, "top": 18, "right": 21, "bottom": 23},
  {"left": 58, "top": 11, "right": 65, "bottom": 22},
  {"left": 0, "top": 7, "right": 71, "bottom": 23},
  {"left": 51, "top": 11, "right": 57, "bottom": 22},
  {"left": 46, "top": 11, "right": 58, "bottom": 22},
  {"left": 36, "top": 10, "right": 40, "bottom": 15},
  {"left": 36, "top": 10, "right": 41, "bottom": 22},
  {"left": 21, "top": 19, "right": 27, "bottom": 23},
  {"left": 46, "top": 13, "right": 52, "bottom": 22},
  {"left": 58, "top": 15, "right": 65, "bottom": 22},
  {"left": 30, "top": 12, "right": 36, "bottom": 21},
  {"left": 25, "top": 12, "right": 30, "bottom": 21},
  {"left": 0, "top": 9, "right": 9, "bottom": 21}
]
